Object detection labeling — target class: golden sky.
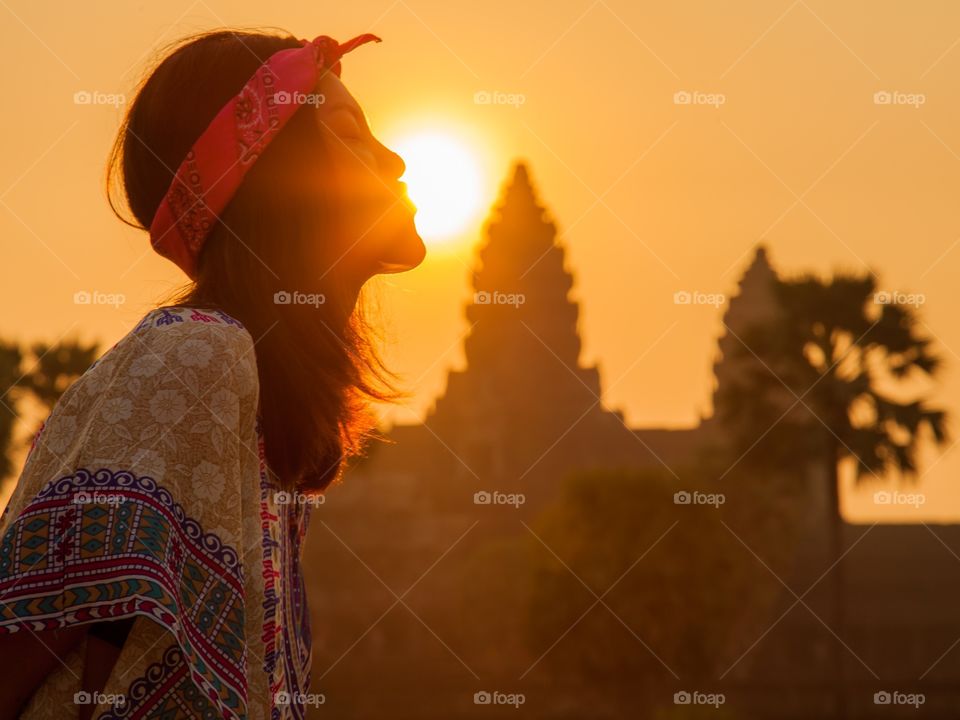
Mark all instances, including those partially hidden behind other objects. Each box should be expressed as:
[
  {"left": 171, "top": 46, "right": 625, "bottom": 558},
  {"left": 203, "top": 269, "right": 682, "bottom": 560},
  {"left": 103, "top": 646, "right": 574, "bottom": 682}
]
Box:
[{"left": 1, "top": 0, "right": 959, "bottom": 521}]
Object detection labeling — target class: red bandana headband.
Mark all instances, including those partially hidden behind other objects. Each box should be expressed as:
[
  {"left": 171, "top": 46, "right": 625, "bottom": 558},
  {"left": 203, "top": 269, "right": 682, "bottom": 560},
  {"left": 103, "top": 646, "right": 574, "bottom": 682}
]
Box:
[{"left": 148, "top": 33, "right": 381, "bottom": 279}]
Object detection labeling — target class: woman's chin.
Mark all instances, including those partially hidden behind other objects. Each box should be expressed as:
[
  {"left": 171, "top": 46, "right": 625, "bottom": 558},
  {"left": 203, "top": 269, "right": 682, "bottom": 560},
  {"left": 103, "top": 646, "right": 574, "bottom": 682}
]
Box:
[{"left": 371, "top": 228, "right": 426, "bottom": 275}]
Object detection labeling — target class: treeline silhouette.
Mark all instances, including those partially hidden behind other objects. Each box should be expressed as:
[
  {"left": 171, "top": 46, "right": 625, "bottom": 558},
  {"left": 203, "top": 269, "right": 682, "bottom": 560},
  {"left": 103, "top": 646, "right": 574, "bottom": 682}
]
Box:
[{"left": 0, "top": 338, "right": 99, "bottom": 481}]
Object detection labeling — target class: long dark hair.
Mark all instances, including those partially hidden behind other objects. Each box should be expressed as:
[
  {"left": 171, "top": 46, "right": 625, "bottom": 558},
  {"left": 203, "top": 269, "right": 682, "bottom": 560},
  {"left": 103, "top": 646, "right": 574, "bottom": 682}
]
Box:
[{"left": 107, "top": 29, "right": 406, "bottom": 493}]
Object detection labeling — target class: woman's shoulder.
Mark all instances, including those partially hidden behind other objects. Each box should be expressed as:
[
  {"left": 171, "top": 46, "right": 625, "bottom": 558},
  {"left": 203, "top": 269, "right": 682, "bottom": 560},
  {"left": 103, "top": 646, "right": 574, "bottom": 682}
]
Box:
[
  {"left": 12, "top": 304, "right": 262, "bottom": 513},
  {"left": 84, "top": 304, "right": 259, "bottom": 398}
]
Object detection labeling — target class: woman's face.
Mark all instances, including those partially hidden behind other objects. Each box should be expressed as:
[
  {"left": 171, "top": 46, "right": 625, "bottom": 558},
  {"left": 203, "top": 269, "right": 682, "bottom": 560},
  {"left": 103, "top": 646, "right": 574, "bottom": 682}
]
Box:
[{"left": 313, "top": 72, "right": 426, "bottom": 280}]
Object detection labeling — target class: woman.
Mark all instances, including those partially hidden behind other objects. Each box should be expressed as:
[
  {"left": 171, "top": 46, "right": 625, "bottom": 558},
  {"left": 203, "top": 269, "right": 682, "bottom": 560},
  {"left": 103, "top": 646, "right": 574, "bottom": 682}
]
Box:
[{"left": 0, "top": 28, "right": 424, "bottom": 720}]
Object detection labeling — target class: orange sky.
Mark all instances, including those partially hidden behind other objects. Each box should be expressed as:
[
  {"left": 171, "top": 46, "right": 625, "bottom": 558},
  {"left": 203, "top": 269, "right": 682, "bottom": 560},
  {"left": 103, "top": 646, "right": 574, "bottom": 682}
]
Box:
[{"left": 1, "top": 0, "right": 959, "bottom": 521}]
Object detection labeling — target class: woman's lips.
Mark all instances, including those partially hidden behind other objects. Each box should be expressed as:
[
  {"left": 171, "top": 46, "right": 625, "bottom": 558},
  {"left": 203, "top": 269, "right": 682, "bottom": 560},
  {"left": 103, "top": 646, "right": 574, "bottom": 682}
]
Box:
[{"left": 396, "top": 182, "right": 416, "bottom": 213}]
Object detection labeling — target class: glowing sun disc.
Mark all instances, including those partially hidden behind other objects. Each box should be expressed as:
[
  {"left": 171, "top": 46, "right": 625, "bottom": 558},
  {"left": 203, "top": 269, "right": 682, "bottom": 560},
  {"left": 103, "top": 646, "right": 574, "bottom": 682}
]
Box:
[{"left": 392, "top": 132, "right": 483, "bottom": 244}]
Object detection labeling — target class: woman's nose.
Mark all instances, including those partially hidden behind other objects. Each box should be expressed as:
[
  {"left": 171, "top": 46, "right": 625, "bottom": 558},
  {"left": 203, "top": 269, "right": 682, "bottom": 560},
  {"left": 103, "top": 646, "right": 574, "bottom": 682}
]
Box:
[{"left": 375, "top": 141, "right": 406, "bottom": 180}]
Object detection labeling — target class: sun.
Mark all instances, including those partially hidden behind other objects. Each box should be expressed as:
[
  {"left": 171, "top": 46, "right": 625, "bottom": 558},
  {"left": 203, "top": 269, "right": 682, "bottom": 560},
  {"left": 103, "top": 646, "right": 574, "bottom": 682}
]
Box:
[{"left": 391, "top": 131, "right": 484, "bottom": 245}]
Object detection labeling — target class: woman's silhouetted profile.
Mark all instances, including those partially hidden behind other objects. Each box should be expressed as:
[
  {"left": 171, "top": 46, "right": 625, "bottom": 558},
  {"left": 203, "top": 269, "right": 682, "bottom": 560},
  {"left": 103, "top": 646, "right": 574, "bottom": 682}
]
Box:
[{"left": 0, "top": 28, "right": 424, "bottom": 720}]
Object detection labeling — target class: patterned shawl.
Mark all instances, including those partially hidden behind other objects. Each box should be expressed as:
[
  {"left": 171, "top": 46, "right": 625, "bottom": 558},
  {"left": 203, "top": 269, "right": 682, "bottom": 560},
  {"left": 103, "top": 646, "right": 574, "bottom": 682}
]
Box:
[{"left": 0, "top": 306, "right": 312, "bottom": 720}]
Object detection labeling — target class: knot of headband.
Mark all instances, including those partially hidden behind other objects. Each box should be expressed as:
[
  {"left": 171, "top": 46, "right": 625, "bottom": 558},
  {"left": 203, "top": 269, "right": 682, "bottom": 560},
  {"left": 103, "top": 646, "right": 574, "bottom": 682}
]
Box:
[{"left": 148, "top": 33, "right": 381, "bottom": 279}]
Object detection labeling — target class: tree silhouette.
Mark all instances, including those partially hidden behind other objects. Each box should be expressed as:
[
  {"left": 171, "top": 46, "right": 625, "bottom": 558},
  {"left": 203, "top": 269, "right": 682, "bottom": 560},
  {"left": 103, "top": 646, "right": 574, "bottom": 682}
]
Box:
[
  {"left": 716, "top": 269, "right": 947, "bottom": 717},
  {"left": 526, "top": 463, "right": 804, "bottom": 716},
  {"left": 0, "top": 341, "right": 23, "bottom": 480},
  {"left": 20, "top": 339, "right": 100, "bottom": 412},
  {"left": 0, "top": 338, "right": 100, "bottom": 484}
]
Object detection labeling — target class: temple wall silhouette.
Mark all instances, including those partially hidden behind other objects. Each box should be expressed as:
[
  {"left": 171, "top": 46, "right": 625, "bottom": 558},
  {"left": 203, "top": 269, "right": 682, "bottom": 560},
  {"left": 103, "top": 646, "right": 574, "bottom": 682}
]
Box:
[{"left": 306, "top": 162, "right": 960, "bottom": 719}]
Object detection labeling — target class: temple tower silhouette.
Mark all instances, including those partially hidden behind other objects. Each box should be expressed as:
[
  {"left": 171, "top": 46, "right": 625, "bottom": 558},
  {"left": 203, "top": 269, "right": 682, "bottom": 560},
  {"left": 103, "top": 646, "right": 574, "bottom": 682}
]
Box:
[
  {"left": 709, "top": 245, "right": 782, "bottom": 424},
  {"left": 422, "top": 162, "right": 618, "bottom": 496}
]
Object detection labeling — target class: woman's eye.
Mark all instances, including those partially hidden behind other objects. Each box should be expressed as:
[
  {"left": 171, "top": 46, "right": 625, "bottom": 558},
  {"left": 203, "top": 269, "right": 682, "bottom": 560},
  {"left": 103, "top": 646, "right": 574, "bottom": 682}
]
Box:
[
  {"left": 343, "top": 138, "right": 375, "bottom": 161},
  {"left": 333, "top": 126, "right": 366, "bottom": 143}
]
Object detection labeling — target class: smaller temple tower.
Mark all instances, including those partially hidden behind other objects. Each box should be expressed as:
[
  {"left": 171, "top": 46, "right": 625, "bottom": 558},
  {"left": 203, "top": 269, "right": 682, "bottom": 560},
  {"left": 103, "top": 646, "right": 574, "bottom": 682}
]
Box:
[{"left": 709, "top": 245, "right": 782, "bottom": 422}]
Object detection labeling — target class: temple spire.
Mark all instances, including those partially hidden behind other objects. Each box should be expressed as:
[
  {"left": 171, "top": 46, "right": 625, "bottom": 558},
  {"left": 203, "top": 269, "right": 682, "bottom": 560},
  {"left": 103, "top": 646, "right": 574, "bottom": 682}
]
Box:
[
  {"left": 711, "top": 244, "right": 781, "bottom": 418},
  {"left": 426, "top": 162, "right": 607, "bottom": 487}
]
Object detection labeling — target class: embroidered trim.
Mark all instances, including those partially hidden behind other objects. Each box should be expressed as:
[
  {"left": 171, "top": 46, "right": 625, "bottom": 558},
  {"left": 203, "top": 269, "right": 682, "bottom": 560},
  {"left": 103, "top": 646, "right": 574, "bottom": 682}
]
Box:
[
  {"left": 256, "top": 418, "right": 313, "bottom": 720},
  {"left": 133, "top": 306, "right": 246, "bottom": 334},
  {"left": 0, "top": 468, "right": 247, "bottom": 720},
  {"left": 98, "top": 643, "right": 221, "bottom": 719}
]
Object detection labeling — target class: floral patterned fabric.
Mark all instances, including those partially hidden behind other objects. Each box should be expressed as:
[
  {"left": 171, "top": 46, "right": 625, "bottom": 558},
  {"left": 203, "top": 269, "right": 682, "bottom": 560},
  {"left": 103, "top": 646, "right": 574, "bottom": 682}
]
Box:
[{"left": 0, "top": 306, "right": 313, "bottom": 720}]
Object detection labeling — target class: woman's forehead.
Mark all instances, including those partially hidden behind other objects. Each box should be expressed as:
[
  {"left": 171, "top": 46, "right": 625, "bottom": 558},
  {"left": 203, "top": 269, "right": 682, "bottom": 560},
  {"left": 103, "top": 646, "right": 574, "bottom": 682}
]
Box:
[{"left": 315, "top": 73, "right": 360, "bottom": 112}]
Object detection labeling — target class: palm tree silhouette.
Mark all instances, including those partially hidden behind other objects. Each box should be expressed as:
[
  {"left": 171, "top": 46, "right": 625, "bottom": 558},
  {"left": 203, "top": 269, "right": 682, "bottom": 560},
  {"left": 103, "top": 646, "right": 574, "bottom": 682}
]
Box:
[{"left": 717, "top": 270, "right": 947, "bottom": 718}]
